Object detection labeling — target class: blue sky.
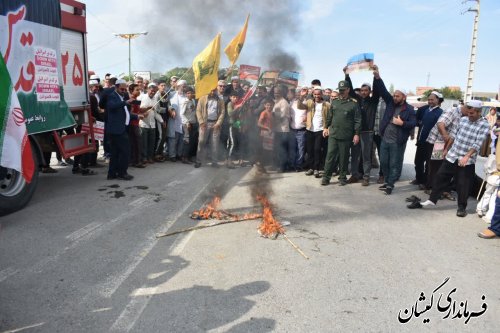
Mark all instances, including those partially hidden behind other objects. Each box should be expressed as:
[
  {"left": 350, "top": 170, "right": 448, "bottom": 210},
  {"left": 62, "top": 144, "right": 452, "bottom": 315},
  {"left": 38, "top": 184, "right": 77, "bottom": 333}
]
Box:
[{"left": 85, "top": 0, "right": 500, "bottom": 94}]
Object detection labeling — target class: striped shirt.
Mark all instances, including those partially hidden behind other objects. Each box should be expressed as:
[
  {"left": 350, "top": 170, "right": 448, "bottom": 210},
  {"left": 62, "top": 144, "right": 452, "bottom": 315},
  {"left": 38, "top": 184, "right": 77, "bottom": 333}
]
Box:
[
  {"left": 446, "top": 116, "right": 489, "bottom": 165},
  {"left": 426, "top": 107, "right": 462, "bottom": 144}
]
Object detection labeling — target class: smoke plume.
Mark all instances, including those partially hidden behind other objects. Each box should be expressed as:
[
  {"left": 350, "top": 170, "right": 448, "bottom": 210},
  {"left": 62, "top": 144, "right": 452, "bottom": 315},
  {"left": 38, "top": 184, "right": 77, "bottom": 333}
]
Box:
[{"left": 134, "top": 0, "right": 303, "bottom": 71}]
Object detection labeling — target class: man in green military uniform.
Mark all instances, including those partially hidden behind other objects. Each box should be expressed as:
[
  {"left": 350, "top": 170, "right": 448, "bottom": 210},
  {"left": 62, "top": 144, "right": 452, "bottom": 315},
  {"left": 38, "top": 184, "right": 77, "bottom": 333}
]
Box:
[{"left": 321, "top": 80, "right": 361, "bottom": 186}]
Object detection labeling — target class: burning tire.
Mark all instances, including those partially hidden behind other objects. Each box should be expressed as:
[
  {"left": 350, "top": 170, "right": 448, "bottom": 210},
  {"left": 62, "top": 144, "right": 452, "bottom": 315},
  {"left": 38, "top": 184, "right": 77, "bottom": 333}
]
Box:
[{"left": 0, "top": 150, "right": 39, "bottom": 216}]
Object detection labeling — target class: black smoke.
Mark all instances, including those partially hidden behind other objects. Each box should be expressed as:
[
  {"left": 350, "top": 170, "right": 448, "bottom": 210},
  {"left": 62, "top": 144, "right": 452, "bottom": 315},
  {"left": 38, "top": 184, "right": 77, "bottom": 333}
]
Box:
[{"left": 134, "top": 0, "right": 303, "bottom": 71}]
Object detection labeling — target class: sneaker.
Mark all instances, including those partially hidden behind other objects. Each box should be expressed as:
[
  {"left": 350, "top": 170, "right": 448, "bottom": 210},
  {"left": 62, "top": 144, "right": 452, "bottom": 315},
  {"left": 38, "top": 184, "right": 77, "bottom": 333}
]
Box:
[
  {"left": 65, "top": 158, "right": 74, "bottom": 165},
  {"left": 362, "top": 177, "right": 369, "bottom": 186},
  {"left": 320, "top": 178, "right": 329, "bottom": 186},
  {"left": 456, "top": 209, "right": 467, "bottom": 218},
  {"left": 305, "top": 169, "right": 314, "bottom": 176},
  {"left": 57, "top": 160, "right": 67, "bottom": 166},
  {"left": 314, "top": 170, "right": 320, "bottom": 178}
]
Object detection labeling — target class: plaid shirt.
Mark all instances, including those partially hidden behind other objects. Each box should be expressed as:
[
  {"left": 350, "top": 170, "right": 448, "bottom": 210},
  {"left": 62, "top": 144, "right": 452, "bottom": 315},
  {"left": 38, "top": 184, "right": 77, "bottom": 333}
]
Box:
[
  {"left": 426, "top": 107, "right": 462, "bottom": 144},
  {"left": 446, "top": 116, "right": 489, "bottom": 165}
]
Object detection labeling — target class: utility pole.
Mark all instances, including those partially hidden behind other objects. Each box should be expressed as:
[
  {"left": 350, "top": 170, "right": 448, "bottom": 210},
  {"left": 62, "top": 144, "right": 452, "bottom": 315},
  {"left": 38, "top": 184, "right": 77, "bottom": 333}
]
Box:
[
  {"left": 463, "top": 0, "right": 480, "bottom": 102},
  {"left": 426, "top": 72, "right": 430, "bottom": 87},
  {"left": 113, "top": 32, "right": 148, "bottom": 80}
]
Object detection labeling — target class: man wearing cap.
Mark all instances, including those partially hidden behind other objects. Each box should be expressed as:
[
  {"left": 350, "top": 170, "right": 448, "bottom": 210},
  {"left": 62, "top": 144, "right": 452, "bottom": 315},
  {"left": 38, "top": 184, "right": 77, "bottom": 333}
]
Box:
[
  {"left": 140, "top": 83, "right": 164, "bottom": 164},
  {"left": 106, "top": 79, "right": 141, "bottom": 180},
  {"left": 408, "top": 100, "right": 489, "bottom": 217},
  {"left": 372, "top": 65, "right": 416, "bottom": 194},
  {"left": 224, "top": 76, "right": 244, "bottom": 99},
  {"left": 167, "top": 80, "right": 188, "bottom": 162},
  {"left": 195, "top": 88, "right": 225, "bottom": 168},
  {"left": 411, "top": 91, "right": 444, "bottom": 188},
  {"left": 321, "top": 80, "right": 361, "bottom": 186},
  {"left": 343, "top": 66, "right": 380, "bottom": 186}
]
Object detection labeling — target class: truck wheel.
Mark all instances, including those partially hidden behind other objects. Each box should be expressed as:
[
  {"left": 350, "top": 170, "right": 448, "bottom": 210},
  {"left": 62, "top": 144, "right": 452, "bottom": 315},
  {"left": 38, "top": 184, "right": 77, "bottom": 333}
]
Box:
[{"left": 0, "top": 152, "right": 39, "bottom": 216}]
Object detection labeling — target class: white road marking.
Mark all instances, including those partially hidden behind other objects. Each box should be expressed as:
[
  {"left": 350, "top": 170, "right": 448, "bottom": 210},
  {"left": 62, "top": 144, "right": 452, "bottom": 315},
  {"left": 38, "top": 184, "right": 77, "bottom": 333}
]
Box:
[
  {"left": 97, "top": 236, "right": 157, "bottom": 298},
  {"left": 65, "top": 222, "right": 102, "bottom": 242},
  {"left": 91, "top": 307, "right": 112, "bottom": 313},
  {"left": 0, "top": 267, "right": 19, "bottom": 283},
  {"left": 0, "top": 322, "right": 45, "bottom": 333},
  {"left": 110, "top": 232, "right": 194, "bottom": 332}
]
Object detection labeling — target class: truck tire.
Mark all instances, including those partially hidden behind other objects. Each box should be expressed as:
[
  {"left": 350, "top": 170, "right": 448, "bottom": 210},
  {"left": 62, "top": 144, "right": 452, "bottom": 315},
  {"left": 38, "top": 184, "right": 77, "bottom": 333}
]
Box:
[{"left": 0, "top": 150, "right": 39, "bottom": 216}]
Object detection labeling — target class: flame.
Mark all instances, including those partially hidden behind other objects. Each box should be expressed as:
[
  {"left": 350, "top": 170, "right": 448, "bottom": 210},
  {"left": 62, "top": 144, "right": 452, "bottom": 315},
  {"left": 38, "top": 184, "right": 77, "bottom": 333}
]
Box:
[
  {"left": 191, "top": 196, "right": 222, "bottom": 220},
  {"left": 256, "top": 195, "right": 285, "bottom": 238}
]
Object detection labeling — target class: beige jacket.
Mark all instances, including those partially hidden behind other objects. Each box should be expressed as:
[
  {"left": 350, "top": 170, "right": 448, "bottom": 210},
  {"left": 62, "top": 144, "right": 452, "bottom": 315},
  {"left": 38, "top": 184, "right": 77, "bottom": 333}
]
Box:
[
  {"left": 196, "top": 94, "right": 225, "bottom": 127},
  {"left": 297, "top": 98, "right": 331, "bottom": 131}
]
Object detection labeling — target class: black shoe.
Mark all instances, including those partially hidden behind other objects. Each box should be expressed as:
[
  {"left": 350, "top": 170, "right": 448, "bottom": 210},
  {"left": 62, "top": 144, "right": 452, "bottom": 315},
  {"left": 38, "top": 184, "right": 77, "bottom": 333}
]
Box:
[
  {"left": 107, "top": 175, "right": 117, "bottom": 180},
  {"left": 382, "top": 187, "right": 393, "bottom": 195},
  {"left": 305, "top": 169, "right": 314, "bottom": 176},
  {"left": 407, "top": 201, "right": 423, "bottom": 209},
  {"left": 456, "top": 209, "right": 467, "bottom": 217},
  {"left": 410, "top": 179, "right": 419, "bottom": 185},
  {"left": 321, "top": 178, "right": 329, "bottom": 186},
  {"left": 194, "top": 162, "right": 201, "bottom": 168},
  {"left": 169, "top": 157, "right": 177, "bottom": 162},
  {"left": 347, "top": 176, "right": 359, "bottom": 184},
  {"left": 378, "top": 184, "right": 387, "bottom": 190},
  {"left": 117, "top": 174, "right": 134, "bottom": 181},
  {"left": 339, "top": 179, "right": 347, "bottom": 186},
  {"left": 405, "top": 195, "right": 421, "bottom": 203}
]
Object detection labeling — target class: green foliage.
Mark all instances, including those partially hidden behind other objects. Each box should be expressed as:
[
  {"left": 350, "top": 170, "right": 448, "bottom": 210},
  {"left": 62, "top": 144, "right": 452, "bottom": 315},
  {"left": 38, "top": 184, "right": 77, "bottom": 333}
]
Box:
[
  {"left": 165, "top": 67, "right": 195, "bottom": 86},
  {"left": 422, "top": 87, "right": 463, "bottom": 100}
]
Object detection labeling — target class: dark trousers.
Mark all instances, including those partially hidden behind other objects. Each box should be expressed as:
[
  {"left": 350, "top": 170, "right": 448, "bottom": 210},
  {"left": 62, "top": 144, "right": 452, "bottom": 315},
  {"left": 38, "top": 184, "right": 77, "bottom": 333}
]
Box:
[
  {"left": 324, "top": 137, "right": 350, "bottom": 181},
  {"left": 414, "top": 142, "right": 433, "bottom": 184},
  {"left": 229, "top": 127, "right": 241, "bottom": 161},
  {"left": 289, "top": 128, "right": 306, "bottom": 168},
  {"left": 380, "top": 140, "right": 402, "bottom": 188},
  {"left": 350, "top": 131, "right": 374, "bottom": 179},
  {"left": 89, "top": 140, "right": 99, "bottom": 165},
  {"left": 184, "top": 123, "right": 199, "bottom": 159},
  {"left": 141, "top": 128, "right": 156, "bottom": 161},
  {"left": 306, "top": 130, "right": 326, "bottom": 171},
  {"left": 128, "top": 125, "right": 142, "bottom": 165},
  {"left": 489, "top": 195, "right": 500, "bottom": 235},
  {"left": 274, "top": 132, "right": 290, "bottom": 171},
  {"left": 108, "top": 132, "right": 130, "bottom": 177},
  {"left": 373, "top": 134, "right": 383, "bottom": 176},
  {"left": 429, "top": 159, "right": 474, "bottom": 209},
  {"left": 156, "top": 122, "right": 168, "bottom": 156}
]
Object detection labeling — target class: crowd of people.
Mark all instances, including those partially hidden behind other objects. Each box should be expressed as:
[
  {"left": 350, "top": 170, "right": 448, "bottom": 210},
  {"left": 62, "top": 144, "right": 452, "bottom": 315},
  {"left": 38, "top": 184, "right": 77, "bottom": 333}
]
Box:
[{"left": 46, "top": 64, "right": 499, "bottom": 240}]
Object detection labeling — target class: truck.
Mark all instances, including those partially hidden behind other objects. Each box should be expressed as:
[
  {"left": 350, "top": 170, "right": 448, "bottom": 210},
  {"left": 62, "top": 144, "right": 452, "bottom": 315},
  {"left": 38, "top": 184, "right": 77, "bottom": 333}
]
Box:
[{"left": 0, "top": 0, "right": 94, "bottom": 215}]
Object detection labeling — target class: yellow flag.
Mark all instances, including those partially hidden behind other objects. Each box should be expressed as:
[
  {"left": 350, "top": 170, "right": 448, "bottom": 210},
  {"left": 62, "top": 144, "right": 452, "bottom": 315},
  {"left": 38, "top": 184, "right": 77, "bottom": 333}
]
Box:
[
  {"left": 224, "top": 14, "right": 249, "bottom": 65},
  {"left": 193, "top": 33, "right": 221, "bottom": 98}
]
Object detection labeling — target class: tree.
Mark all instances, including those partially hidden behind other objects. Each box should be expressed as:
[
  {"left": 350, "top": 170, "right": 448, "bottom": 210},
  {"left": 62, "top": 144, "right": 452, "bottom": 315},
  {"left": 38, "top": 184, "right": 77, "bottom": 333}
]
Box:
[
  {"left": 422, "top": 87, "right": 463, "bottom": 100},
  {"left": 164, "top": 67, "right": 195, "bottom": 86}
]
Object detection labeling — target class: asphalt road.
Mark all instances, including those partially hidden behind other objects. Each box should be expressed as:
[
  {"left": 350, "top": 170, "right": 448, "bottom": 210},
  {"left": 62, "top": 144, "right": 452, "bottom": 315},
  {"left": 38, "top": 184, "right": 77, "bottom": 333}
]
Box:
[{"left": 0, "top": 142, "right": 499, "bottom": 333}]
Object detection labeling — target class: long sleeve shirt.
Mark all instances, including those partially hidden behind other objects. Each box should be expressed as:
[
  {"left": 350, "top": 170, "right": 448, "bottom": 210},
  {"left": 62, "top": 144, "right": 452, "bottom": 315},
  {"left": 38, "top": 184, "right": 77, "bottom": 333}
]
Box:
[{"left": 446, "top": 116, "right": 489, "bottom": 165}]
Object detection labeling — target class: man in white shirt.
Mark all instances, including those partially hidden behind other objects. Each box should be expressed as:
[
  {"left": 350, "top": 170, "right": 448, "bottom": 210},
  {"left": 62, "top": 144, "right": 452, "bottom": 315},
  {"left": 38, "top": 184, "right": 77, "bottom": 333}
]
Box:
[
  {"left": 167, "top": 80, "right": 187, "bottom": 162},
  {"left": 139, "top": 83, "right": 164, "bottom": 164},
  {"left": 288, "top": 88, "right": 307, "bottom": 171},
  {"left": 272, "top": 85, "right": 292, "bottom": 172}
]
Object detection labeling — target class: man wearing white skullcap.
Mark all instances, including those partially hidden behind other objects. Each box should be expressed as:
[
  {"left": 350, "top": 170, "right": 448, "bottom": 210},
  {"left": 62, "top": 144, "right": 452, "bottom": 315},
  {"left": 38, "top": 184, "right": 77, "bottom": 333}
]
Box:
[
  {"left": 408, "top": 100, "right": 489, "bottom": 217},
  {"left": 372, "top": 64, "right": 416, "bottom": 195},
  {"left": 411, "top": 91, "right": 444, "bottom": 188}
]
